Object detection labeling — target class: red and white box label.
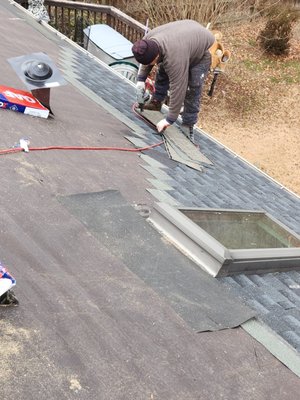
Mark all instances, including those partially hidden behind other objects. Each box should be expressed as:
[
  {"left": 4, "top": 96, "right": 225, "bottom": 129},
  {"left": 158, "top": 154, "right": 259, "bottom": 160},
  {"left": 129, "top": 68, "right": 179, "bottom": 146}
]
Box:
[{"left": 0, "top": 85, "right": 49, "bottom": 119}]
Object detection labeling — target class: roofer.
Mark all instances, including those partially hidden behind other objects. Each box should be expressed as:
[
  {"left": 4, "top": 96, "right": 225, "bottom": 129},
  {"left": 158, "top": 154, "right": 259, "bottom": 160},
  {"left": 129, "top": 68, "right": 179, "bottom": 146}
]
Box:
[{"left": 132, "top": 20, "right": 215, "bottom": 141}]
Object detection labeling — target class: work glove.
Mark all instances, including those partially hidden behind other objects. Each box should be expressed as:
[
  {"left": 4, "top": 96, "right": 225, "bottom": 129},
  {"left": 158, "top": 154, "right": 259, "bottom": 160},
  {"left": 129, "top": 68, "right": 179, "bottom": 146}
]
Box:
[
  {"left": 156, "top": 118, "right": 170, "bottom": 133},
  {"left": 136, "top": 81, "right": 146, "bottom": 105}
]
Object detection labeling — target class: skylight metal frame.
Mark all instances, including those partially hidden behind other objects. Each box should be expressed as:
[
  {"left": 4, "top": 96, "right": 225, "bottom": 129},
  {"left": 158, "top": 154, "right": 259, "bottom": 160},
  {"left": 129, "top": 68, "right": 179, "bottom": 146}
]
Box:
[{"left": 150, "top": 203, "right": 300, "bottom": 277}]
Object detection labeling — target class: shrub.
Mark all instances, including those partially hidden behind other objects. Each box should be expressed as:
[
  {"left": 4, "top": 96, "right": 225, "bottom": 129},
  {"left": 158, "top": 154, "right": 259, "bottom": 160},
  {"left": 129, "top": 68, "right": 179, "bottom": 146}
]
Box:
[{"left": 258, "top": 6, "right": 298, "bottom": 55}]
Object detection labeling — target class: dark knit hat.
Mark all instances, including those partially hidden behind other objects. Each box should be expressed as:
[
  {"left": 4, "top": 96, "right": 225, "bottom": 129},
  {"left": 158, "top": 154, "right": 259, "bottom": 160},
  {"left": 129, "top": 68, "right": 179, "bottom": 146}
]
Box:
[{"left": 131, "top": 39, "right": 159, "bottom": 65}]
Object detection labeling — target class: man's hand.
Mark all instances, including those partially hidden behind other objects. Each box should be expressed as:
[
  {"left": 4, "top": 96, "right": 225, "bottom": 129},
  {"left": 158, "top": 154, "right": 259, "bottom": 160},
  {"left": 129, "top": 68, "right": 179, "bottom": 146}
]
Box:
[
  {"left": 136, "top": 81, "right": 146, "bottom": 106},
  {"left": 156, "top": 119, "right": 170, "bottom": 133}
]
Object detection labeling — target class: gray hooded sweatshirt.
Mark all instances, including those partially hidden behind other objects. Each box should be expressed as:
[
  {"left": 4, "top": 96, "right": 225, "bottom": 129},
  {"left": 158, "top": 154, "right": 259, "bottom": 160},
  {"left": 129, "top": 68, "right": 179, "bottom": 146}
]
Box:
[{"left": 138, "top": 20, "right": 215, "bottom": 123}]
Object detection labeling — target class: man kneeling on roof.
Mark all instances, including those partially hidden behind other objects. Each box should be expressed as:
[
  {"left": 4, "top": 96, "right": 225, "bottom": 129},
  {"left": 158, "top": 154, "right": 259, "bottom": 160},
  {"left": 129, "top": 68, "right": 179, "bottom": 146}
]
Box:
[{"left": 132, "top": 20, "right": 215, "bottom": 143}]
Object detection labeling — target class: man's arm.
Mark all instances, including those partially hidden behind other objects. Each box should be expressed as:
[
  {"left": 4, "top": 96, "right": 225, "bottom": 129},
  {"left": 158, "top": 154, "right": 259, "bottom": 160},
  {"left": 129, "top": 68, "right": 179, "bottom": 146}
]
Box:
[{"left": 137, "top": 64, "right": 154, "bottom": 82}]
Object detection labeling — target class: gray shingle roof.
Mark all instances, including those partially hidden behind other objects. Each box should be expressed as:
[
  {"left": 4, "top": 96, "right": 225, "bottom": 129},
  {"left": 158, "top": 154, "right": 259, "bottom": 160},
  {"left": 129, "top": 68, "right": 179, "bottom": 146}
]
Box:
[{"left": 58, "top": 42, "right": 300, "bottom": 355}]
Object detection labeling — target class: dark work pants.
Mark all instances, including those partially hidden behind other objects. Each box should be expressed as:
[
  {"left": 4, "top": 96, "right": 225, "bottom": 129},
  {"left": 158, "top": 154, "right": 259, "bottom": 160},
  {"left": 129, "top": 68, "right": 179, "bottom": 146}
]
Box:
[{"left": 153, "top": 52, "right": 211, "bottom": 126}]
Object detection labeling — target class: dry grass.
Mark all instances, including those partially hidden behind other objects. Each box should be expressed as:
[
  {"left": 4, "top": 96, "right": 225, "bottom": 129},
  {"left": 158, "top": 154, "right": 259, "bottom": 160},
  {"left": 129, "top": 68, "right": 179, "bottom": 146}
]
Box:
[{"left": 200, "top": 17, "right": 300, "bottom": 195}]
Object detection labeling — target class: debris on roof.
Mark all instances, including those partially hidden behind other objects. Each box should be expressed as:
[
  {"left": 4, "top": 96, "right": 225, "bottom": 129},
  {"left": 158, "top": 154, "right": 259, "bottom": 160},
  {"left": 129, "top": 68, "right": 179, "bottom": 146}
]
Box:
[{"left": 134, "top": 107, "right": 213, "bottom": 170}]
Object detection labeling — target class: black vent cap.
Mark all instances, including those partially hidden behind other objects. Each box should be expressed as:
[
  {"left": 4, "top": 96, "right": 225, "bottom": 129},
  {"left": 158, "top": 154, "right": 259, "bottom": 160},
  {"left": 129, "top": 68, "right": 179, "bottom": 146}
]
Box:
[{"left": 23, "top": 61, "right": 53, "bottom": 81}]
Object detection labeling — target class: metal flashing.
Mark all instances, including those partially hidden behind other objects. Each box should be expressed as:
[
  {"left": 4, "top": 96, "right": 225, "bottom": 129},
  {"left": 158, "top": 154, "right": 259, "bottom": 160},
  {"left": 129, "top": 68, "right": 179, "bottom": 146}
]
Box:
[
  {"left": 242, "top": 318, "right": 300, "bottom": 378},
  {"left": 150, "top": 203, "right": 300, "bottom": 277}
]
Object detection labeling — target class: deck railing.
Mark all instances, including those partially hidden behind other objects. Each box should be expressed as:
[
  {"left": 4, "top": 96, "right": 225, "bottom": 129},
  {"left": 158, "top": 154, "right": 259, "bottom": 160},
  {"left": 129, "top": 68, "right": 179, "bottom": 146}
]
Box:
[{"left": 44, "top": 0, "right": 146, "bottom": 45}]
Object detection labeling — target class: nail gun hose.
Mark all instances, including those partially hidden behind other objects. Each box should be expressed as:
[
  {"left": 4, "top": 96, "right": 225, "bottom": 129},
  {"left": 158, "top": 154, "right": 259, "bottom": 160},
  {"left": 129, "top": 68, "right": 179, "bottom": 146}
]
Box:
[{"left": 0, "top": 142, "right": 163, "bottom": 156}]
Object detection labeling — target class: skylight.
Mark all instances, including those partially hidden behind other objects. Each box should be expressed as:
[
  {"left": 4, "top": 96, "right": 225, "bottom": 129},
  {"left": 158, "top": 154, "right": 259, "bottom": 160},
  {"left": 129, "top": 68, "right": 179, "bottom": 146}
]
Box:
[{"left": 149, "top": 203, "right": 300, "bottom": 277}]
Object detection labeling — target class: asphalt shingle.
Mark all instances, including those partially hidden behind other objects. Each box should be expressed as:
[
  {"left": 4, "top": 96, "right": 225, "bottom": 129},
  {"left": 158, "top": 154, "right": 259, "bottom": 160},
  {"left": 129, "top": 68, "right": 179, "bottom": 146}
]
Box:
[{"left": 59, "top": 46, "right": 300, "bottom": 351}]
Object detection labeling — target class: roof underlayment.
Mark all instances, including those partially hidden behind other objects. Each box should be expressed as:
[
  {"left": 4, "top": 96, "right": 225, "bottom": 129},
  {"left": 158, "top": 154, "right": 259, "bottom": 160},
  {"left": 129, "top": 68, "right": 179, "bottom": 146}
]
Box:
[
  {"left": 51, "top": 12, "right": 300, "bottom": 375},
  {"left": 1, "top": 1, "right": 300, "bottom": 398}
]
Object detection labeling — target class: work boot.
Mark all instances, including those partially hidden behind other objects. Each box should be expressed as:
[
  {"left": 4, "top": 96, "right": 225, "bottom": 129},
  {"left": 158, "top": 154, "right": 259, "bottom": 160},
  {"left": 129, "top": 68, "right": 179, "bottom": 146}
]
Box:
[{"left": 143, "top": 99, "right": 162, "bottom": 111}]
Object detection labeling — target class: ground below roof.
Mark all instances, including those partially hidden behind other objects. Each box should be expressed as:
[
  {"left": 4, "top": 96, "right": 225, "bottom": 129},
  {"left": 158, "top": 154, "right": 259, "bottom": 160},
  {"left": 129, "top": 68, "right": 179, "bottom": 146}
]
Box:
[{"left": 200, "top": 18, "right": 300, "bottom": 197}]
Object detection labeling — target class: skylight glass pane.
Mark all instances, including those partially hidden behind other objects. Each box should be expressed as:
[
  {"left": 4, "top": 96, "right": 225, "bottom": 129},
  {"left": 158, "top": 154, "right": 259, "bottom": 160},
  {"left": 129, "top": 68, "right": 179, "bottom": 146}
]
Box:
[{"left": 181, "top": 210, "right": 300, "bottom": 249}]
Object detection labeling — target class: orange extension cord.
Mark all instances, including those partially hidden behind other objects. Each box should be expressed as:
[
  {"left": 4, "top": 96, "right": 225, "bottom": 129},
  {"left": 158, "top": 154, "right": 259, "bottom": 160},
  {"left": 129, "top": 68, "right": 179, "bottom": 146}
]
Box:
[
  {"left": 0, "top": 105, "right": 163, "bottom": 156},
  {"left": 0, "top": 142, "right": 164, "bottom": 156}
]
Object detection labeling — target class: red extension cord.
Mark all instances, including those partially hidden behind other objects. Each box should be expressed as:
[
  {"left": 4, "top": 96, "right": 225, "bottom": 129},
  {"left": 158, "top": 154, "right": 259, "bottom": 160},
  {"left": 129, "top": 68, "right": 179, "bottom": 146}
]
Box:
[
  {"left": 0, "top": 141, "right": 163, "bottom": 156},
  {"left": 0, "top": 105, "right": 163, "bottom": 156},
  {"left": 0, "top": 104, "right": 164, "bottom": 155}
]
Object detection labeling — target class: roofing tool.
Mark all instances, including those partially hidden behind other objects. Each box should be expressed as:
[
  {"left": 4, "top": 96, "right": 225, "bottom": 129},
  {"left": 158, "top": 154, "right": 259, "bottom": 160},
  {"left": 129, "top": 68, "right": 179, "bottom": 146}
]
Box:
[
  {"left": 136, "top": 79, "right": 153, "bottom": 112},
  {"left": 208, "top": 48, "right": 231, "bottom": 98},
  {"left": 208, "top": 32, "right": 231, "bottom": 98},
  {"left": 136, "top": 18, "right": 149, "bottom": 112},
  {"left": 7, "top": 52, "right": 67, "bottom": 114},
  {"left": 136, "top": 82, "right": 145, "bottom": 111},
  {"left": 139, "top": 101, "right": 144, "bottom": 112},
  {"left": 207, "top": 69, "right": 220, "bottom": 97}
]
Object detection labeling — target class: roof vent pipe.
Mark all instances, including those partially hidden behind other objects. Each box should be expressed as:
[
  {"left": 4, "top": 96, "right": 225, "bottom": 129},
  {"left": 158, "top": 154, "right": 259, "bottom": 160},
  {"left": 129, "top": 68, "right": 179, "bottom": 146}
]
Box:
[{"left": 7, "top": 52, "right": 67, "bottom": 114}]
